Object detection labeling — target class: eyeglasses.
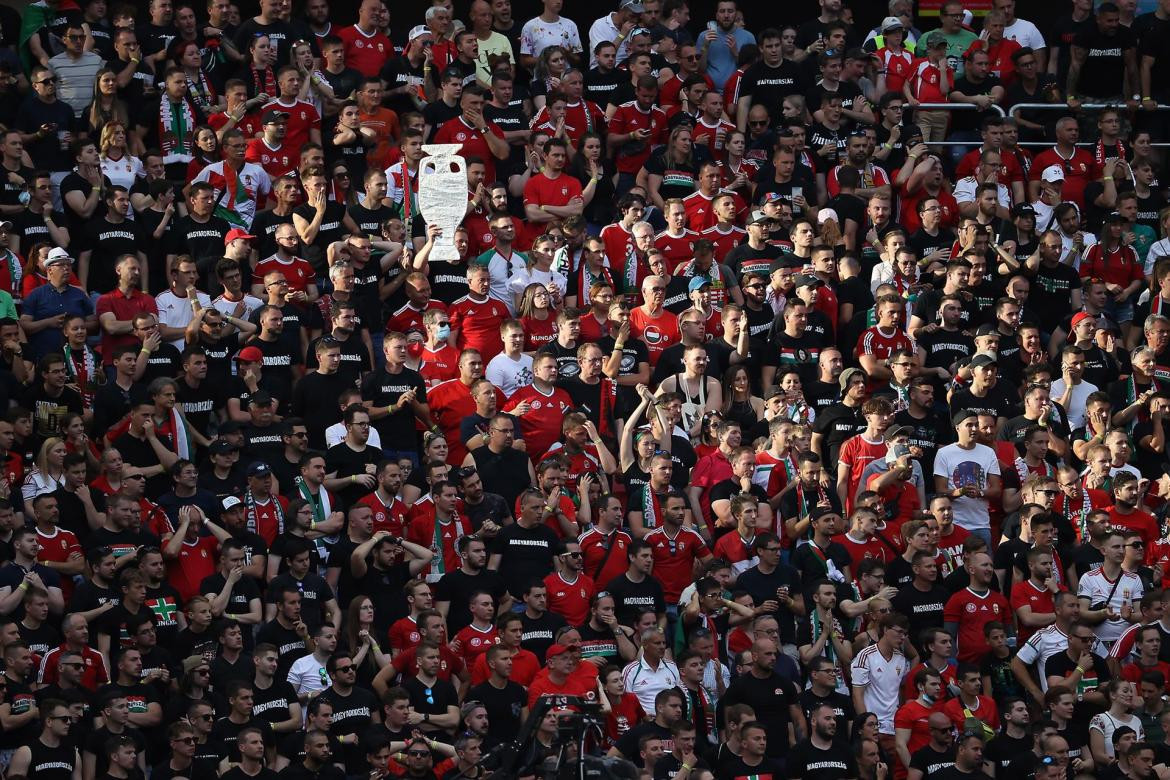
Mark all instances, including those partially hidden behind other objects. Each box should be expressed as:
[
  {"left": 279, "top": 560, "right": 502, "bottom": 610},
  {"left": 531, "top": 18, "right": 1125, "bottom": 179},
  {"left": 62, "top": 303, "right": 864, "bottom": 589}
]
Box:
[
  {"left": 334, "top": 665, "right": 355, "bottom": 672},
  {"left": 35, "top": 77, "right": 58, "bottom": 85},
  {"left": 407, "top": 750, "right": 432, "bottom": 758},
  {"left": 749, "top": 120, "right": 769, "bottom": 127},
  {"left": 1128, "top": 541, "right": 1145, "bottom": 549},
  {"left": 65, "top": 34, "right": 84, "bottom": 41},
  {"left": 173, "top": 736, "right": 196, "bottom": 744},
  {"left": 562, "top": 551, "right": 582, "bottom": 558}
]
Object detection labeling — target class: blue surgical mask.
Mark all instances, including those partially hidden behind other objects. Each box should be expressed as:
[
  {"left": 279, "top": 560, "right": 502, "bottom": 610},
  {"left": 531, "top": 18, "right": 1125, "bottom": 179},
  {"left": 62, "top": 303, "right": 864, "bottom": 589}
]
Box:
[
  {"left": 436, "top": 324, "right": 451, "bottom": 340},
  {"left": 921, "top": 693, "right": 935, "bottom": 705}
]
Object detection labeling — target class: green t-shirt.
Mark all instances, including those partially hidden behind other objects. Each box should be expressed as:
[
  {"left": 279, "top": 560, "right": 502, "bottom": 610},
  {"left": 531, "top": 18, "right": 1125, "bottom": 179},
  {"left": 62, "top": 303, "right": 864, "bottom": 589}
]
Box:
[{"left": 915, "top": 28, "right": 979, "bottom": 77}]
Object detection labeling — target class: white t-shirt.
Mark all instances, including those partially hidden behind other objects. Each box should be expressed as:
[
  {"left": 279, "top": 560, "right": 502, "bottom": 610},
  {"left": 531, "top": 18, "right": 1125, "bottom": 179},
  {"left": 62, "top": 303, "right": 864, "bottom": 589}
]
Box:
[
  {"left": 156, "top": 289, "right": 213, "bottom": 349},
  {"left": 485, "top": 351, "right": 534, "bottom": 399},
  {"left": 849, "top": 644, "right": 906, "bottom": 734},
  {"left": 286, "top": 652, "right": 330, "bottom": 695},
  {"left": 1049, "top": 378, "right": 1098, "bottom": 430},
  {"left": 520, "top": 15, "right": 582, "bottom": 57},
  {"left": 953, "top": 176, "right": 1011, "bottom": 208},
  {"left": 588, "top": 13, "right": 630, "bottom": 66},
  {"left": 1003, "top": 18, "right": 1046, "bottom": 51},
  {"left": 932, "top": 442, "right": 1001, "bottom": 532},
  {"left": 324, "top": 423, "right": 382, "bottom": 450},
  {"left": 1076, "top": 567, "right": 1144, "bottom": 644},
  {"left": 1089, "top": 711, "right": 1144, "bottom": 758}
]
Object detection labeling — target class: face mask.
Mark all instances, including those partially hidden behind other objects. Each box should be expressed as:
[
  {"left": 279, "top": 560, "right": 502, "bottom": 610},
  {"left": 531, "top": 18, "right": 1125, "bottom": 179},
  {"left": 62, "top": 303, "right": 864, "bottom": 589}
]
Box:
[
  {"left": 406, "top": 341, "right": 423, "bottom": 359},
  {"left": 436, "top": 324, "right": 451, "bottom": 341},
  {"left": 18, "top": 191, "right": 29, "bottom": 206},
  {"left": 920, "top": 693, "right": 935, "bottom": 705}
]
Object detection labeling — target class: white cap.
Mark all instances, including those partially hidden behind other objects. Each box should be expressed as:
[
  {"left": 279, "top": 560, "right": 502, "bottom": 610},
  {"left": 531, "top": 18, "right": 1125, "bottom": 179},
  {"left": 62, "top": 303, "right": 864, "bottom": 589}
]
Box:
[
  {"left": 817, "top": 208, "right": 839, "bottom": 225},
  {"left": 222, "top": 496, "right": 243, "bottom": 511},
  {"left": 1040, "top": 164, "right": 1065, "bottom": 183}
]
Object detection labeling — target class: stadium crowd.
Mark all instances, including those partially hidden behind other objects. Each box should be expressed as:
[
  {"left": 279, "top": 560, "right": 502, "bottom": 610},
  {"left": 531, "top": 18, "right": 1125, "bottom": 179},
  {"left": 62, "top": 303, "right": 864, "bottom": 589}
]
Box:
[{"left": 3, "top": 0, "right": 1170, "bottom": 778}]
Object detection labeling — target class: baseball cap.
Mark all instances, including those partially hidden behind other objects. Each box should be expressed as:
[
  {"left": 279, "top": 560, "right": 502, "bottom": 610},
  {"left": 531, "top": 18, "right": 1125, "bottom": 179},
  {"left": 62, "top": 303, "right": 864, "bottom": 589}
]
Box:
[
  {"left": 688, "top": 276, "right": 711, "bottom": 292},
  {"left": 218, "top": 419, "right": 242, "bottom": 434},
  {"left": 1071, "top": 311, "right": 1096, "bottom": 329},
  {"left": 817, "top": 208, "right": 839, "bottom": 225},
  {"left": 545, "top": 643, "right": 573, "bottom": 659},
  {"left": 620, "top": 0, "right": 645, "bottom": 12},
  {"left": 975, "top": 323, "right": 1000, "bottom": 337},
  {"left": 884, "top": 424, "right": 913, "bottom": 442},
  {"left": 249, "top": 390, "right": 274, "bottom": 406},
  {"left": 408, "top": 25, "right": 430, "bottom": 42},
  {"left": 925, "top": 31, "right": 947, "bottom": 48},
  {"left": 1104, "top": 211, "right": 1124, "bottom": 223},
  {"left": 793, "top": 273, "right": 823, "bottom": 289},
  {"left": 1011, "top": 204, "right": 1036, "bottom": 219},
  {"left": 210, "top": 439, "right": 238, "bottom": 456},
  {"left": 748, "top": 209, "right": 774, "bottom": 226},
  {"left": 0, "top": 221, "right": 13, "bottom": 232},
  {"left": 952, "top": 408, "right": 980, "bottom": 425},
  {"left": 236, "top": 345, "right": 264, "bottom": 363},
  {"left": 182, "top": 656, "right": 208, "bottom": 675},
  {"left": 262, "top": 108, "right": 289, "bottom": 125},
  {"left": 221, "top": 495, "right": 243, "bottom": 512},
  {"left": 770, "top": 256, "right": 802, "bottom": 274},
  {"left": 970, "top": 352, "right": 998, "bottom": 369},
  {"left": 225, "top": 228, "right": 256, "bottom": 245},
  {"left": 881, "top": 16, "right": 904, "bottom": 32},
  {"left": 246, "top": 461, "right": 272, "bottom": 478},
  {"left": 1040, "top": 165, "right": 1065, "bottom": 183},
  {"left": 46, "top": 246, "right": 72, "bottom": 265},
  {"left": 887, "top": 443, "right": 913, "bottom": 464},
  {"left": 839, "top": 367, "right": 866, "bottom": 391}
]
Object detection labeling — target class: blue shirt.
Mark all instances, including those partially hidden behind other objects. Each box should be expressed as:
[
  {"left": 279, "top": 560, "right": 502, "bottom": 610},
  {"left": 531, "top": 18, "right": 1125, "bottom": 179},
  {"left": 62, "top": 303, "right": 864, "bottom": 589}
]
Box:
[
  {"left": 702, "top": 26, "right": 756, "bottom": 89},
  {"left": 22, "top": 282, "right": 93, "bottom": 358}
]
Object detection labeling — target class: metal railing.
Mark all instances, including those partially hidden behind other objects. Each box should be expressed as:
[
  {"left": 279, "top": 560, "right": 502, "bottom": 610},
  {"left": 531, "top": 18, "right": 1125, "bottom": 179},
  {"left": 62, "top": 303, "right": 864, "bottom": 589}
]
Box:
[
  {"left": 902, "top": 103, "right": 1005, "bottom": 147},
  {"left": 1008, "top": 102, "right": 1170, "bottom": 148}
]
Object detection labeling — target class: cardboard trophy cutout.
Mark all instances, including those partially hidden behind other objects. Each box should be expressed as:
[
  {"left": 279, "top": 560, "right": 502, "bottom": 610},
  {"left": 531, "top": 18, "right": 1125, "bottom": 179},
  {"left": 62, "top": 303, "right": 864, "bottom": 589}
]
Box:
[{"left": 418, "top": 144, "right": 467, "bottom": 261}]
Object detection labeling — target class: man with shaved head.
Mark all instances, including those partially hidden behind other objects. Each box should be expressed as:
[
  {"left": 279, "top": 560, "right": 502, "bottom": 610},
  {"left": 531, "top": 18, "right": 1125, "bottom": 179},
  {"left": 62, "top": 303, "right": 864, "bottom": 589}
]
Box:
[{"left": 719, "top": 637, "right": 805, "bottom": 762}]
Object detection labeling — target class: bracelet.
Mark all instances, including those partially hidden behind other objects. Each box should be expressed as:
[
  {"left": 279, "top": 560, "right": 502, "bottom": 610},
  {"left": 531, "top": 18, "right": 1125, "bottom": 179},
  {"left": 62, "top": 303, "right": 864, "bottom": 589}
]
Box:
[
  {"left": 681, "top": 764, "right": 692, "bottom": 772},
  {"left": 370, "top": 643, "right": 381, "bottom": 653},
  {"left": 1075, "top": 665, "right": 1084, "bottom": 674},
  {"left": 350, "top": 475, "right": 356, "bottom": 484},
  {"left": 1104, "top": 175, "right": 1114, "bottom": 181},
  {"left": 17, "top": 582, "right": 27, "bottom": 591},
  {"left": 310, "top": 520, "right": 317, "bottom": 530}
]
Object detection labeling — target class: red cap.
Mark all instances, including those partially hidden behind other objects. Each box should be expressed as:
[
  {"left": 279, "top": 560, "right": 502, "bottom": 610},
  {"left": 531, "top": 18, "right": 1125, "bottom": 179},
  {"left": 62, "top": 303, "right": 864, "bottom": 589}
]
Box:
[
  {"left": 236, "top": 346, "right": 264, "bottom": 363},
  {"left": 545, "top": 643, "right": 572, "bottom": 659},
  {"left": 225, "top": 228, "right": 257, "bottom": 244},
  {"left": 1071, "top": 311, "right": 1094, "bottom": 329}
]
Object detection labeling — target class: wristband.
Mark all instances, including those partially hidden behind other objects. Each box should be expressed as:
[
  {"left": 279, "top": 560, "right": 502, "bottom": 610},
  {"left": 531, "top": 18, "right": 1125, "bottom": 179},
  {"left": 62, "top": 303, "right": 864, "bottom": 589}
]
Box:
[
  {"left": 310, "top": 520, "right": 317, "bottom": 530},
  {"left": 681, "top": 765, "right": 692, "bottom": 772},
  {"left": 350, "top": 475, "right": 356, "bottom": 484},
  {"left": 1075, "top": 665, "right": 1084, "bottom": 673},
  {"left": 17, "top": 582, "right": 27, "bottom": 591}
]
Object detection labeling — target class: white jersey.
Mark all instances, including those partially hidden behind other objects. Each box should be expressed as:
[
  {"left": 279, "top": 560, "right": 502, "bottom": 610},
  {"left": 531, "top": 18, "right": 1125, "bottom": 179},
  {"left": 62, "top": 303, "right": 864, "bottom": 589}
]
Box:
[
  {"left": 485, "top": 351, "right": 534, "bottom": 398},
  {"left": 1015, "top": 624, "right": 1082, "bottom": 689},
  {"left": 621, "top": 656, "right": 681, "bottom": 714},
  {"left": 1076, "top": 567, "right": 1144, "bottom": 645},
  {"left": 849, "top": 644, "right": 906, "bottom": 734}
]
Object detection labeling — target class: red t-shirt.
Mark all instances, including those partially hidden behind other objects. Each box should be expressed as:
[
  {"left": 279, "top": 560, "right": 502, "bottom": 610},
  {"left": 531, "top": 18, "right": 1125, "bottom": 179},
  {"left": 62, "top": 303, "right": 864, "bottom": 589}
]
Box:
[
  {"left": 607, "top": 102, "right": 668, "bottom": 174},
  {"left": 1028, "top": 147, "right": 1099, "bottom": 209},
  {"left": 1080, "top": 243, "right": 1145, "bottom": 291},
  {"left": 526, "top": 671, "right": 596, "bottom": 709},
  {"left": 452, "top": 623, "right": 498, "bottom": 666},
  {"left": 245, "top": 138, "right": 297, "bottom": 181},
  {"left": 644, "top": 526, "right": 710, "bottom": 602},
  {"left": 337, "top": 25, "right": 393, "bottom": 77},
  {"left": 544, "top": 572, "right": 596, "bottom": 626},
  {"left": 699, "top": 223, "right": 746, "bottom": 263},
  {"left": 1107, "top": 505, "right": 1159, "bottom": 561},
  {"left": 1009, "top": 579, "right": 1061, "bottom": 643},
  {"left": 428, "top": 378, "right": 504, "bottom": 466},
  {"left": 469, "top": 646, "right": 541, "bottom": 686},
  {"left": 943, "top": 587, "right": 1012, "bottom": 662},
  {"left": 523, "top": 171, "right": 584, "bottom": 209},
  {"left": 629, "top": 306, "right": 681, "bottom": 367},
  {"left": 1122, "top": 660, "right": 1170, "bottom": 693},
  {"left": 35, "top": 527, "right": 81, "bottom": 601},
  {"left": 405, "top": 512, "right": 472, "bottom": 578},
  {"left": 898, "top": 182, "right": 960, "bottom": 234},
  {"left": 691, "top": 117, "right": 736, "bottom": 157},
  {"left": 253, "top": 256, "right": 316, "bottom": 296},
  {"left": 907, "top": 59, "right": 954, "bottom": 103},
  {"left": 867, "top": 472, "right": 922, "bottom": 524},
  {"left": 448, "top": 294, "right": 510, "bottom": 363},
  {"left": 838, "top": 434, "right": 888, "bottom": 514},
  {"left": 833, "top": 531, "right": 891, "bottom": 571},
  {"left": 357, "top": 492, "right": 408, "bottom": 537},
  {"left": 520, "top": 314, "right": 557, "bottom": 352},
  {"left": 420, "top": 344, "right": 459, "bottom": 388},
  {"left": 388, "top": 616, "right": 422, "bottom": 651},
  {"left": 655, "top": 229, "right": 699, "bottom": 269},
  {"left": 942, "top": 695, "right": 1000, "bottom": 732},
  {"left": 433, "top": 117, "right": 506, "bottom": 184},
  {"left": 386, "top": 301, "right": 447, "bottom": 338},
  {"left": 260, "top": 99, "right": 320, "bottom": 153},
  {"left": 579, "top": 528, "right": 633, "bottom": 585},
  {"left": 392, "top": 643, "right": 465, "bottom": 681},
  {"left": 899, "top": 661, "right": 957, "bottom": 704},
  {"left": 893, "top": 698, "right": 941, "bottom": 759},
  {"left": 503, "top": 384, "right": 575, "bottom": 459},
  {"left": 167, "top": 535, "right": 219, "bottom": 604}
]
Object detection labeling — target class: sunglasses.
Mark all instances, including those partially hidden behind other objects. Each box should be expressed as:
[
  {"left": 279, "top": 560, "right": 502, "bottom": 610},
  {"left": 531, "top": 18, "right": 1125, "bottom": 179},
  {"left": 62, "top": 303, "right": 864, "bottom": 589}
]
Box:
[{"left": 407, "top": 750, "right": 431, "bottom": 757}]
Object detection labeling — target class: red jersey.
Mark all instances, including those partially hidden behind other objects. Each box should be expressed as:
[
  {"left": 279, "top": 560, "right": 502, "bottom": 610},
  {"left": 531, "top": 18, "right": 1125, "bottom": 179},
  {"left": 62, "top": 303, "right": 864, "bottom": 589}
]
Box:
[
  {"left": 655, "top": 229, "right": 699, "bottom": 269},
  {"left": 943, "top": 587, "right": 1012, "bottom": 662},
  {"left": 245, "top": 138, "right": 297, "bottom": 181},
  {"left": 838, "top": 434, "right": 888, "bottom": 514},
  {"left": 433, "top": 117, "right": 507, "bottom": 184},
  {"left": 1080, "top": 243, "right": 1145, "bottom": 291},
  {"left": 577, "top": 312, "right": 610, "bottom": 344},
  {"left": 428, "top": 378, "right": 504, "bottom": 466},
  {"left": 166, "top": 536, "right": 219, "bottom": 604},
  {"left": 827, "top": 163, "right": 891, "bottom": 198},
  {"left": 469, "top": 646, "right": 541, "bottom": 686},
  {"left": 955, "top": 147, "right": 1026, "bottom": 186},
  {"left": 357, "top": 491, "right": 408, "bottom": 537},
  {"left": 1122, "top": 660, "right": 1170, "bottom": 693},
  {"left": 544, "top": 571, "right": 596, "bottom": 626},
  {"left": 452, "top": 623, "right": 499, "bottom": 666},
  {"left": 520, "top": 314, "right": 557, "bottom": 351},
  {"left": 245, "top": 494, "right": 289, "bottom": 546},
  {"left": 894, "top": 699, "right": 941, "bottom": 759},
  {"left": 942, "top": 695, "right": 1000, "bottom": 732},
  {"left": 1107, "top": 505, "right": 1159, "bottom": 561},
  {"left": 899, "top": 183, "right": 960, "bottom": 234},
  {"left": 691, "top": 117, "right": 736, "bottom": 157},
  {"left": 644, "top": 526, "right": 711, "bottom": 602},
  {"left": 699, "top": 223, "right": 746, "bottom": 263},
  {"left": 503, "top": 384, "right": 575, "bottom": 459},
  {"left": 578, "top": 528, "right": 634, "bottom": 585},
  {"left": 336, "top": 25, "right": 393, "bottom": 76},
  {"left": 629, "top": 306, "right": 681, "bottom": 367},
  {"left": 607, "top": 101, "right": 668, "bottom": 174},
  {"left": 682, "top": 189, "right": 747, "bottom": 233},
  {"left": 260, "top": 99, "right": 320, "bottom": 153},
  {"left": 1028, "top": 147, "right": 1099, "bottom": 209},
  {"left": 392, "top": 643, "right": 465, "bottom": 681},
  {"left": 420, "top": 343, "right": 459, "bottom": 388},
  {"left": 35, "top": 527, "right": 81, "bottom": 601},
  {"left": 659, "top": 72, "right": 716, "bottom": 107},
  {"left": 690, "top": 450, "right": 734, "bottom": 530},
  {"left": 386, "top": 301, "right": 446, "bottom": 337},
  {"left": 38, "top": 644, "right": 109, "bottom": 691},
  {"left": 937, "top": 525, "right": 971, "bottom": 576},
  {"left": 388, "top": 616, "right": 423, "bottom": 651},
  {"left": 448, "top": 294, "right": 509, "bottom": 362},
  {"left": 406, "top": 511, "right": 472, "bottom": 579},
  {"left": 600, "top": 222, "right": 635, "bottom": 278},
  {"left": 1010, "top": 579, "right": 1062, "bottom": 643},
  {"left": 867, "top": 472, "right": 922, "bottom": 524},
  {"left": 208, "top": 110, "right": 261, "bottom": 139},
  {"left": 752, "top": 450, "right": 793, "bottom": 499},
  {"left": 899, "top": 661, "right": 957, "bottom": 704},
  {"left": 907, "top": 59, "right": 954, "bottom": 103},
  {"left": 526, "top": 669, "right": 597, "bottom": 709},
  {"left": 529, "top": 101, "right": 606, "bottom": 145},
  {"left": 833, "top": 531, "right": 891, "bottom": 571},
  {"left": 605, "top": 692, "right": 647, "bottom": 747},
  {"left": 361, "top": 107, "right": 402, "bottom": 170},
  {"left": 253, "top": 255, "right": 316, "bottom": 296},
  {"left": 876, "top": 47, "right": 916, "bottom": 94},
  {"left": 712, "top": 532, "right": 756, "bottom": 568},
  {"left": 523, "top": 170, "right": 584, "bottom": 210}
]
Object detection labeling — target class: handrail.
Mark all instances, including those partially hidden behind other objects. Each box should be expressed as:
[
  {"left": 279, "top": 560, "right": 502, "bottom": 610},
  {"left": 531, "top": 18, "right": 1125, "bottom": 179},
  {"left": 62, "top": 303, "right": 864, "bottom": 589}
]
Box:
[
  {"left": 1009, "top": 102, "right": 1170, "bottom": 120},
  {"left": 913, "top": 102, "right": 1006, "bottom": 117}
]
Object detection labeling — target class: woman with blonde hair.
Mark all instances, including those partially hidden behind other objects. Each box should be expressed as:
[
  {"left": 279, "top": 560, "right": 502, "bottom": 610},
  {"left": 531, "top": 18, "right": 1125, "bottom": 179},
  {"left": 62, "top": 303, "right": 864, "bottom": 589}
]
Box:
[
  {"left": 291, "top": 39, "right": 334, "bottom": 116},
  {"left": 99, "top": 121, "right": 144, "bottom": 191},
  {"left": 22, "top": 436, "right": 68, "bottom": 502},
  {"left": 84, "top": 68, "right": 132, "bottom": 144},
  {"left": 641, "top": 125, "right": 697, "bottom": 212}
]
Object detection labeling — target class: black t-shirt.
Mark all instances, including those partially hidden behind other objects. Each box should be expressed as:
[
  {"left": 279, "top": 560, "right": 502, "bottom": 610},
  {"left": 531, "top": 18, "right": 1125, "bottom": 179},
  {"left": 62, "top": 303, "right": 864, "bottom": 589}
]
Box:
[
  {"left": 493, "top": 519, "right": 560, "bottom": 599},
  {"left": 358, "top": 366, "right": 426, "bottom": 445},
  {"left": 401, "top": 674, "right": 458, "bottom": 720},
  {"left": 787, "top": 738, "right": 859, "bottom": 780},
  {"left": 604, "top": 573, "right": 666, "bottom": 627},
  {"left": 251, "top": 678, "right": 298, "bottom": 727},
  {"left": 80, "top": 218, "right": 146, "bottom": 292},
  {"left": 948, "top": 74, "right": 1004, "bottom": 133},
  {"left": 305, "top": 334, "right": 370, "bottom": 388},
  {"left": 615, "top": 721, "right": 672, "bottom": 759},
  {"left": 909, "top": 744, "right": 957, "bottom": 778},
  {"left": 169, "top": 215, "right": 231, "bottom": 288},
  {"left": 519, "top": 609, "right": 568, "bottom": 663},
  {"left": 290, "top": 370, "right": 357, "bottom": 450},
  {"left": 254, "top": 620, "right": 309, "bottom": 680},
  {"left": 434, "top": 568, "right": 509, "bottom": 636},
  {"left": 323, "top": 441, "right": 381, "bottom": 510},
  {"left": 721, "top": 672, "right": 798, "bottom": 759},
  {"left": 984, "top": 733, "right": 1033, "bottom": 776},
  {"left": 811, "top": 401, "right": 865, "bottom": 463},
  {"left": 740, "top": 60, "right": 805, "bottom": 123},
  {"left": 315, "top": 685, "right": 378, "bottom": 772},
  {"left": 1073, "top": 24, "right": 1137, "bottom": 98},
  {"left": 467, "top": 679, "right": 526, "bottom": 747},
  {"left": 892, "top": 582, "right": 950, "bottom": 644},
  {"left": 949, "top": 384, "right": 1020, "bottom": 421},
  {"left": 291, "top": 202, "right": 348, "bottom": 274}
]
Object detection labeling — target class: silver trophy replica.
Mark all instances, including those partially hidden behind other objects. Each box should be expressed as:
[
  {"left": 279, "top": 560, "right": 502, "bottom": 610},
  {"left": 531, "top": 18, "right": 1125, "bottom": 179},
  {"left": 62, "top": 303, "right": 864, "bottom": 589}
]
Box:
[{"left": 417, "top": 144, "right": 468, "bottom": 261}]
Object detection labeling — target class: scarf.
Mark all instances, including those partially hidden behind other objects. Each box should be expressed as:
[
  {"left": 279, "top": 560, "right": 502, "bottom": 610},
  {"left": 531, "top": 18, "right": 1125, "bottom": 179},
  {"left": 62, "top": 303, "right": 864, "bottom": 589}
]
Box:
[
  {"left": 1074, "top": 480, "right": 1093, "bottom": 542},
  {"left": 63, "top": 342, "right": 98, "bottom": 407},
  {"left": 427, "top": 514, "right": 468, "bottom": 578},
  {"left": 0, "top": 250, "right": 21, "bottom": 297},
  {"left": 18, "top": 1, "right": 52, "bottom": 73},
  {"left": 298, "top": 479, "right": 333, "bottom": 525},
  {"left": 641, "top": 488, "right": 665, "bottom": 531},
  {"left": 156, "top": 407, "right": 191, "bottom": 459},
  {"left": 249, "top": 65, "right": 276, "bottom": 99},
  {"left": 244, "top": 488, "right": 284, "bottom": 537},
  {"left": 575, "top": 263, "right": 614, "bottom": 307},
  {"left": 1154, "top": 296, "right": 1170, "bottom": 318},
  {"left": 185, "top": 69, "right": 216, "bottom": 114},
  {"left": 617, "top": 231, "right": 639, "bottom": 294},
  {"left": 213, "top": 162, "right": 250, "bottom": 228},
  {"left": 682, "top": 684, "right": 715, "bottom": 745},
  {"left": 1094, "top": 138, "right": 1125, "bottom": 167},
  {"left": 159, "top": 96, "right": 196, "bottom": 165}
]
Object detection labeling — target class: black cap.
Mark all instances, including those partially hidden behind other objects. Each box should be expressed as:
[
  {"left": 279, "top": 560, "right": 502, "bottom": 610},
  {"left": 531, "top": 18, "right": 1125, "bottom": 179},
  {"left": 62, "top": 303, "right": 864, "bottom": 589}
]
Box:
[
  {"left": 1011, "top": 204, "right": 1036, "bottom": 218},
  {"left": 248, "top": 390, "right": 274, "bottom": 406},
  {"left": 793, "top": 273, "right": 823, "bottom": 288},
  {"left": 209, "top": 439, "right": 237, "bottom": 455},
  {"left": 769, "top": 256, "right": 802, "bottom": 274},
  {"left": 218, "top": 419, "right": 242, "bottom": 434},
  {"left": 1104, "top": 211, "right": 1124, "bottom": 223},
  {"left": 246, "top": 461, "right": 272, "bottom": 478},
  {"left": 975, "top": 323, "right": 999, "bottom": 337},
  {"left": 262, "top": 108, "right": 289, "bottom": 124},
  {"left": 952, "top": 408, "right": 979, "bottom": 425},
  {"left": 970, "top": 352, "right": 998, "bottom": 368}
]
